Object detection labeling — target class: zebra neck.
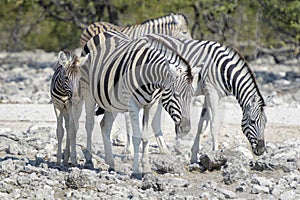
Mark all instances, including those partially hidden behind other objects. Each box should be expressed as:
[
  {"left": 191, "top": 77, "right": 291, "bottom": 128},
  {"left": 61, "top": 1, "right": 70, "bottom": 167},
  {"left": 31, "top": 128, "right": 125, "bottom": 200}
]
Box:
[{"left": 233, "top": 77, "right": 264, "bottom": 113}]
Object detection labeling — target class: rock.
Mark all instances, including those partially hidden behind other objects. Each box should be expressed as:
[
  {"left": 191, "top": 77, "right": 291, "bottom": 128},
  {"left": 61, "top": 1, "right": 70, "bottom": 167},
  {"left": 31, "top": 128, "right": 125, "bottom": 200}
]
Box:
[
  {"left": 249, "top": 160, "right": 276, "bottom": 171},
  {"left": 153, "top": 155, "right": 185, "bottom": 175},
  {"left": 279, "top": 190, "right": 299, "bottom": 200},
  {"left": 221, "top": 150, "right": 249, "bottom": 185},
  {"left": 0, "top": 158, "right": 15, "bottom": 172},
  {"left": 216, "top": 188, "right": 237, "bottom": 199},
  {"left": 65, "top": 168, "right": 87, "bottom": 189},
  {"left": 250, "top": 184, "right": 270, "bottom": 194},
  {"left": 199, "top": 192, "right": 211, "bottom": 199},
  {"left": 6, "top": 143, "right": 26, "bottom": 155},
  {"left": 252, "top": 176, "right": 274, "bottom": 188},
  {"left": 235, "top": 181, "right": 248, "bottom": 193},
  {"left": 199, "top": 150, "right": 227, "bottom": 171},
  {"left": 141, "top": 174, "right": 165, "bottom": 191}
]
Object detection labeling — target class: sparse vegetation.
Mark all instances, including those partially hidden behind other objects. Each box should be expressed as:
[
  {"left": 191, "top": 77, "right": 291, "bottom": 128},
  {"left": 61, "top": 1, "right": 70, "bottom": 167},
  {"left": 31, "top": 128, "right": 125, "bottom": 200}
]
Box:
[{"left": 0, "top": 0, "right": 299, "bottom": 60}]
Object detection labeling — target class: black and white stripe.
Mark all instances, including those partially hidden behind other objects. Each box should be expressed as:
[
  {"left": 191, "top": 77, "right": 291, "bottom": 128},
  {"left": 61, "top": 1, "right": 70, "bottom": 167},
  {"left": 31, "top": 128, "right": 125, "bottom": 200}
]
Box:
[
  {"left": 80, "top": 13, "right": 191, "bottom": 47},
  {"left": 79, "top": 13, "right": 192, "bottom": 156},
  {"left": 50, "top": 50, "right": 88, "bottom": 166},
  {"left": 80, "top": 31, "right": 200, "bottom": 177},
  {"left": 138, "top": 34, "right": 267, "bottom": 162}
]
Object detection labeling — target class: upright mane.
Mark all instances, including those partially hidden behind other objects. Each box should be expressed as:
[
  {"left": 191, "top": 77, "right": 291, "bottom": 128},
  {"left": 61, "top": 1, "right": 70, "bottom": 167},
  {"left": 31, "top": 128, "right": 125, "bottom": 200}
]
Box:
[
  {"left": 140, "top": 13, "right": 189, "bottom": 26},
  {"left": 226, "top": 45, "right": 266, "bottom": 107}
]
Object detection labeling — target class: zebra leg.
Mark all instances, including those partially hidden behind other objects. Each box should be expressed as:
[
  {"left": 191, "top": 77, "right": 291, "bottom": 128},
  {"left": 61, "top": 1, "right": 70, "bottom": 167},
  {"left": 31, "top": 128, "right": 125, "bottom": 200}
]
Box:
[
  {"left": 100, "top": 111, "right": 116, "bottom": 171},
  {"left": 63, "top": 109, "right": 71, "bottom": 165},
  {"left": 123, "top": 112, "right": 134, "bottom": 155},
  {"left": 83, "top": 95, "right": 95, "bottom": 168},
  {"left": 67, "top": 106, "right": 78, "bottom": 166},
  {"left": 54, "top": 106, "right": 64, "bottom": 166},
  {"left": 190, "top": 97, "right": 210, "bottom": 163},
  {"left": 206, "top": 88, "right": 220, "bottom": 151},
  {"left": 140, "top": 106, "right": 153, "bottom": 174},
  {"left": 152, "top": 102, "right": 170, "bottom": 155},
  {"left": 129, "top": 100, "right": 143, "bottom": 179}
]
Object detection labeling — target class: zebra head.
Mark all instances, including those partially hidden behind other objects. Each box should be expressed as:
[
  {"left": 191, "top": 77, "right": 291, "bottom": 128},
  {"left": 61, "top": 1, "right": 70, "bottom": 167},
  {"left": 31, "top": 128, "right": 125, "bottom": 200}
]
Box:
[
  {"left": 58, "top": 50, "right": 89, "bottom": 104},
  {"left": 163, "top": 61, "right": 203, "bottom": 138},
  {"left": 241, "top": 94, "right": 267, "bottom": 156},
  {"left": 170, "top": 13, "right": 192, "bottom": 39}
]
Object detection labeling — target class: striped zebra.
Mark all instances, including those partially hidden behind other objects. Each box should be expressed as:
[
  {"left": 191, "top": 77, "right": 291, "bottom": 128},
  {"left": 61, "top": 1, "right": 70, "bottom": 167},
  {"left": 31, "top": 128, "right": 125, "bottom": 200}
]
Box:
[
  {"left": 79, "top": 13, "right": 192, "bottom": 157},
  {"left": 80, "top": 13, "right": 191, "bottom": 47},
  {"left": 126, "top": 34, "right": 267, "bottom": 163},
  {"left": 80, "top": 31, "right": 201, "bottom": 178},
  {"left": 50, "top": 50, "right": 89, "bottom": 166}
]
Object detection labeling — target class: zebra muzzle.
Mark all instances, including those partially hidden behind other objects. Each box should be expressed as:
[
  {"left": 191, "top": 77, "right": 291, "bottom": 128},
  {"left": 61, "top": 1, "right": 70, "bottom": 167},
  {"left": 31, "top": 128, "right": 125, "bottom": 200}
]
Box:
[
  {"left": 175, "top": 118, "right": 191, "bottom": 139},
  {"left": 252, "top": 139, "right": 266, "bottom": 156}
]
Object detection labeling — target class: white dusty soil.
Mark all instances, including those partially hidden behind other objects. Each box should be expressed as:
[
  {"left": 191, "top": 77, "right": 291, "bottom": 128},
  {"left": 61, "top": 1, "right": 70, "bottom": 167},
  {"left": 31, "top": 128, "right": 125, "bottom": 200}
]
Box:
[{"left": 0, "top": 51, "right": 299, "bottom": 199}]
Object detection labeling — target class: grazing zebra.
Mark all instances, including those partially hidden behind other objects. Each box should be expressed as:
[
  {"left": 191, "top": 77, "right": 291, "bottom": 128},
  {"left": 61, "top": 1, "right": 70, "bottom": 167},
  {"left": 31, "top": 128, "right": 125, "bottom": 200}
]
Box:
[
  {"left": 124, "top": 34, "right": 267, "bottom": 163},
  {"left": 50, "top": 50, "right": 89, "bottom": 166},
  {"left": 79, "top": 13, "right": 192, "bottom": 156},
  {"left": 80, "top": 31, "right": 201, "bottom": 178}
]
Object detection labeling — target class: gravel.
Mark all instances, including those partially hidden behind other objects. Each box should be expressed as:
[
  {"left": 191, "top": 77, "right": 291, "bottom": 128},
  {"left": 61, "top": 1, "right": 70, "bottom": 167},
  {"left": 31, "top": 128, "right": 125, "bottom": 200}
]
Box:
[{"left": 0, "top": 50, "right": 299, "bottom": 199}]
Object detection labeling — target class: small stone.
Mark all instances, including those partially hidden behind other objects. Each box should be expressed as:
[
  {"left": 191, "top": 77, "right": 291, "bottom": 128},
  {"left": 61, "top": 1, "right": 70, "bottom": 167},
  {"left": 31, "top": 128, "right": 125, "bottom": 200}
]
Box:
[
  {"left": 0, "top": 158, "right": 15, "bottom": 172},
  {"left": 65, "top": 168, "right": 86, "bottom": 189},
  {"left": 199, "top": 151, "right": 227, "bottom": 171},
  {"left": 253, "top": 176, "right": 274, "bottom": 188},
  {"left": 153, "top": 155, "right": 185, "bottom": 175},
  {"left": 217, "top": 188, "right": 237, "bottom": 199},
  {"left": 141, "top": 174, "right": 165, "bottom": 191},
  {"left": 200, "top": 192, "right": 211, "bottom": 199},
  {"left": 6, "top": 143, "right": 25, "bottom": 155},
  {"left": 279, "top": 190, "right": 299, "bottom": 200},
  {"left": 251, "top": 185, "right": 270, "bottom": 194}
]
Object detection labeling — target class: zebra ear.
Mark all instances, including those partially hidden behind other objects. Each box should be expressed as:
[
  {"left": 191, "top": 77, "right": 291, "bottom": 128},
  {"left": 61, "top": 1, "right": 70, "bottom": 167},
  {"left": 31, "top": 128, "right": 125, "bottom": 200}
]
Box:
[
  {"left": 165, "top": 57, "right": 184, "bottom": 77},
  {"left": 76, "top": 53, "right": 89, "bottom": 67},
  {"left": 58, "top": 51, "right": 70, "bottom": 67},
  {"left": 171, "top": 13, "right": 181, "bottom": 25}
]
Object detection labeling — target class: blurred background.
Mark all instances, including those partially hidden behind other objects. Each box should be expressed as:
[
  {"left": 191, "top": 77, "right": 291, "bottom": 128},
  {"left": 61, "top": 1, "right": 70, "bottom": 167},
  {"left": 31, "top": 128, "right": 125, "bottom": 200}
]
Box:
[{"left": 0, "top": 0, "right": 299, "bottom": 61}]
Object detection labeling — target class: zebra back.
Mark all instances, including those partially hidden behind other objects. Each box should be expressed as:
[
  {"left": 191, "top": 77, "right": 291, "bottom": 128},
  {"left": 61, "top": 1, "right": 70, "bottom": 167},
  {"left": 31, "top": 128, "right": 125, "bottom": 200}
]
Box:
[
  {"left": 80, "top": 13, "right": 191, "bottom": 47},
  {"left": 141, "top": 33, "right": 266, "bottom": 154},
  {"left": 82, "top": 32, "right": 197, "bottom": 123}
]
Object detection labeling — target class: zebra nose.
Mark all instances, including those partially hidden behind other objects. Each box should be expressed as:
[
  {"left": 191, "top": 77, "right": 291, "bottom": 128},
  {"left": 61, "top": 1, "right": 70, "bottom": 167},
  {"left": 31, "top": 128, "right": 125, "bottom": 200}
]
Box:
[
  {"left": 175, "top": 118, "right": 191, "bottom": 138},
  {"left": 253, "top": 139, "right": 266, "bottom": 156}
]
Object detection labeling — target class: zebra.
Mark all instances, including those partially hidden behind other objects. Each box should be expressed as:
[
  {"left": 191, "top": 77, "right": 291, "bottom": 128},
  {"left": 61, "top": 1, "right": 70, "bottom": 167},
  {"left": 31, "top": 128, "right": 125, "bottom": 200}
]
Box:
[
  {"left": 50, "top": 50, "right": 89, "bottom": 166},
  {"left": 80, "top": 13, "right": 191, "bottom": 47},
  {"left": 80, "top": 31, "right": 201, "bottom": 178},
  {"left": 79, "top": 13, "right": 192, "bottom": 157},
  {"left": 119, "top": 33, "right": 267, "bottom": 163}
]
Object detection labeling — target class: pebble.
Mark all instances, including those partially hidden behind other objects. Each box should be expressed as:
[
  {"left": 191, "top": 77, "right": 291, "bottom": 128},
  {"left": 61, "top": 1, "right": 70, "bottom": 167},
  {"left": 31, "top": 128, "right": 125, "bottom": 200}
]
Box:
[{"left": 0, "top": 52, "right": 299, "bottom": 198}]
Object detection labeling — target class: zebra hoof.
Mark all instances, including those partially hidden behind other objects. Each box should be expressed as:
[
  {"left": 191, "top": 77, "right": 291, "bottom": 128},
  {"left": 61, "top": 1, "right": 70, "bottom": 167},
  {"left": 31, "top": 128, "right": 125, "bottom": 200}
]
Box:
[
  {"left": 84, "top": 161, "right": 94, "bottom": 170},
  {"left": 130, "top": 172, "right": 143, "bottom": 180},
  {"left": 108, "top": 167, "right": 115, "bottom": 173}
]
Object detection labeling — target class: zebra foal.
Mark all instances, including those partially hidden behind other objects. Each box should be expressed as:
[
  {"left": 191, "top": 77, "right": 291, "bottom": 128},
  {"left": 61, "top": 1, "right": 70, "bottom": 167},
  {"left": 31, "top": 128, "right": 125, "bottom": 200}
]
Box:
[
  {"left": 80, "top": 31, "right": 201, "bottom": 178},
  {"left": 79, "top": 13, "right": 192, "bottom": 157},
  {"left": 50, "top": 50, "right": 89, "bottom": 166}
]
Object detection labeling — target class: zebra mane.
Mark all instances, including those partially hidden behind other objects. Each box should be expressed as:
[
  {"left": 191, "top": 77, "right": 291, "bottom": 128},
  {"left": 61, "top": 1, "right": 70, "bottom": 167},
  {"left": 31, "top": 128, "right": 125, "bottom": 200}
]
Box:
[
  {"left": 146, "top": 34, "right": 193, "bottom": 81},
  {"left": 82, "top": 30, "right": 130, "bottom": 57},
  {"left": 140, "top": 13, "right": 189, "bottom": 26},
  {"left": 227, "top": 45, "right": 266, "bottom": 107},
  {"left": 244, "top": 61, "right": 266, "bottom": 107}
]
